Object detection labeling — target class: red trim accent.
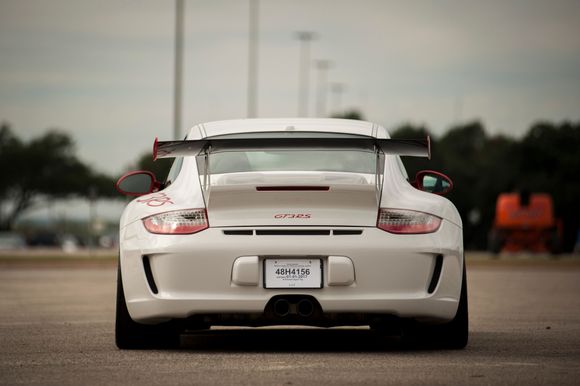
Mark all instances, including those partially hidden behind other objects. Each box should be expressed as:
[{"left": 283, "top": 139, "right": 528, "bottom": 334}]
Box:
[
  {"left": 153, "top": 137, "right": 159, "bottom": 161},
  {"left": 414, "top": 170, "right": 454, "bottom": 196},
  {"left": 256, "top": 186, "right": 330, "bottom": 191},
  {"left": 115, "top": 170, "right": 157, "bottom": 197}
]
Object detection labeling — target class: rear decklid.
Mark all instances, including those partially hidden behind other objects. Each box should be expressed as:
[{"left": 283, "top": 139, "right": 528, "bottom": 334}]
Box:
[{"left": 206, "top": 171, "right": 378, "bottom": 227}]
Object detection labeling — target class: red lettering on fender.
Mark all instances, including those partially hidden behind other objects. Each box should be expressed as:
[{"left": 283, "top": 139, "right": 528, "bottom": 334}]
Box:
[{"left": 137, "top": 192, "right": 175, "bottom": 207}]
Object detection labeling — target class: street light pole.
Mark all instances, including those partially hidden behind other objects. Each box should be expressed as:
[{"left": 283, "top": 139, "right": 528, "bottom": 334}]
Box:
[
  {"left": 247, "top": 0, "right": 259, "bottom": 118},
  {"left": 330, "top": 82, "right": 344, "bottom": 115},
  {"left": 173, "top": 0, "right": 185, "bottom": 139},
  {"left": 315, "top": 60, "right": 331, "bottom": 117},
  {"left": 296, "top": 31, "right": 315, "bottom": 117}
]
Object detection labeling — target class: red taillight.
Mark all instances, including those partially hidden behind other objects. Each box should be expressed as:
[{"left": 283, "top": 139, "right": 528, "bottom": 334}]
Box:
[
  {"left": 142, "top": 209, "right": 208, "bottom": 234},
  {"left": 377, "top": 208, "right": 441, "bottom": 234}
]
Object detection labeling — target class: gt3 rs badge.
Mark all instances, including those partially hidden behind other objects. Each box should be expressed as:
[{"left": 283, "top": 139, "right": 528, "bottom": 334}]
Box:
[
  {"left": 137, "top": 193, "right": 174, "bottom": 207},
  {"left": 274, "top": 214, "right": 311, "bottom": 219}
]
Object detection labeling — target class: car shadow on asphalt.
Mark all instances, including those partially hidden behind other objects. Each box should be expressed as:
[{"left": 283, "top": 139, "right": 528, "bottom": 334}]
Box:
[{"left": 178, "top": 328, "right": 422, "bottom": 353}]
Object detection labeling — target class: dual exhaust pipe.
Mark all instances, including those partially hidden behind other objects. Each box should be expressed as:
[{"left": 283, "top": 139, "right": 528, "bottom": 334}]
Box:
[{"left": 273, "top": 298, "right": 315, "bottom": 318}]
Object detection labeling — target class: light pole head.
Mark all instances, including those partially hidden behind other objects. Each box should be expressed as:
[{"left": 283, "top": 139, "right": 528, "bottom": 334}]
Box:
[
  {"left": 315, "top": 59, "right": 332, "bottom": 70},
  {"left": 295, "top": 31, "right": 316, "bottom": 41},
  {"left": 331, "top": 82, "right": 345, "bottom": 93}
]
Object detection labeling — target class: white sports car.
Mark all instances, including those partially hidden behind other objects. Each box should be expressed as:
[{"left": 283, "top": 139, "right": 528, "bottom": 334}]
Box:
[{"left": 115, "top": 118, "right": 467, "bottom": 349}]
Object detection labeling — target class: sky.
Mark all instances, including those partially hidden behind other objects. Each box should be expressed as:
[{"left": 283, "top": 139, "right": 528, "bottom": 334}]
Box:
[{"left": 1, "top": 0, "right": 580, "bottom": 179}]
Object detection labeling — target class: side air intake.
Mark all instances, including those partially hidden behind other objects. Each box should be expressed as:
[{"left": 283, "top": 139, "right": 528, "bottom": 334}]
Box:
[
  {"left": 427, "top": 254, "right": 444, "bottom": 294},
  {"left": 142, "top": 255, "right": 159, "bottom": 294}
]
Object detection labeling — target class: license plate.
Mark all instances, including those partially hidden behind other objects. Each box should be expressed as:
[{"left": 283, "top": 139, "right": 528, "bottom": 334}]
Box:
[{"left": 264, "top": 259, "right": 322, "bottom": 289}]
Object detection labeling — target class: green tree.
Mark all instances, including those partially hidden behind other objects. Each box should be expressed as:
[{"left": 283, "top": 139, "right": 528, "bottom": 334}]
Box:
[
  {"left": 0, "top": 123, "right": 115, "bottom": 230},
  {"left": 518, "top": 121, "right": 580, "bottom": 249},
  {"left": 132, "top": 152, "right": 173, "bottom": 181},
  {"left": 391, "top": 123, "right": 437, "bottom": 179},
  {"left": 331, "top": 110, "right": 365, "bottom": 120}
]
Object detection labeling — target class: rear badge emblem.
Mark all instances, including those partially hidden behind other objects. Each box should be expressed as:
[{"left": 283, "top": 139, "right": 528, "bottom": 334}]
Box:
[{"left": 274, "top": 214, "right": 312, "bottom": 219}]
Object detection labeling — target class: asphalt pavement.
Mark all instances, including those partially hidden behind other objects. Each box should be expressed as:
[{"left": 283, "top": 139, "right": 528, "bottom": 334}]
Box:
[{"left": 1, "top": 259, "right": 579, "bottom": 385}]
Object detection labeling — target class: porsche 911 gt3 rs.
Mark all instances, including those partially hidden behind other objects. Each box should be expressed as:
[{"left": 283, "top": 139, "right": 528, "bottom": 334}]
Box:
[{"left": 115, "top": 118, "right": 468, "bottom": 349}]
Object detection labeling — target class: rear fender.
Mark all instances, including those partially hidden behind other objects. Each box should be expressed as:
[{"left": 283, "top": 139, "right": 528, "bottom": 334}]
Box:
[{"left": 380, "top": 155, "right": 462, "bottom": 229}]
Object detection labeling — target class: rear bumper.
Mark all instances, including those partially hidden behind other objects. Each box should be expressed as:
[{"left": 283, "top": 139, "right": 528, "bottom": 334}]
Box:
[{"left": 120, "top": 220, "right": 463, "bottom": 325}]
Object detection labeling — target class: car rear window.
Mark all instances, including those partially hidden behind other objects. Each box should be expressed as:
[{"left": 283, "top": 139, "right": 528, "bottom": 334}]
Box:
[{"left": 201, "top": 150, "right": 378, "bottom": 174}]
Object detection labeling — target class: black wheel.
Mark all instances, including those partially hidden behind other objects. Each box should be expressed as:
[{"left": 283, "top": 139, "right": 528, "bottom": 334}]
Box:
[
  {"left": 403, "top": 262, "right": 469, "bottom": 349},
  {"left": 431, "top": 263, "right": 469, "bottom": 349},
  {"left": 115, "top": 265, "right": 181, "bottom": 349}
]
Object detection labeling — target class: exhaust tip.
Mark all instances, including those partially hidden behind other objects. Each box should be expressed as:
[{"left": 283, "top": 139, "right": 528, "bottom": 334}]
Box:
[
  {"left": 273, "top": 299, "right": 290, "bottom": 317},
  {"left": 297, "top": 299, "right": 314, "bottom": 317}
]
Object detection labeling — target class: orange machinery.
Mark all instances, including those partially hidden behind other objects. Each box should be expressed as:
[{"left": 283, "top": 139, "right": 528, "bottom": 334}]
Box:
[{"left": 489, "top": 193, "right": 560, "bottom": 254}]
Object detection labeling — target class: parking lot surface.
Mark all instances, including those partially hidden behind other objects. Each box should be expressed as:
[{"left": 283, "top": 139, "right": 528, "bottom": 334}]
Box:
[{"left": 1, "top": 259, "right": 579, "bottom": 385}]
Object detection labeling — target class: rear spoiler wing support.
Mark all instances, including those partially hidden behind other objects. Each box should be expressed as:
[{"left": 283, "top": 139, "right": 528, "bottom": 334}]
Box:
[
  {"left": 375, "top": 149, "right": 384, "bottom": 203},
  {"left": 202, "top": 146, "right": 211, "bottom": 199}
]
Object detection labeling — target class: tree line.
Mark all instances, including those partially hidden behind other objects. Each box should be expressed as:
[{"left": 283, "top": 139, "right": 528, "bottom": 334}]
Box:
[{"left": 1, "top": 119, "right": 578, "bottom": 251}]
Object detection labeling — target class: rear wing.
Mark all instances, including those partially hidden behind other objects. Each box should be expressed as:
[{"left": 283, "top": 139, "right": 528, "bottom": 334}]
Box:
[{"left": 153, "top": 132, "right": 431, "bottom": 160}]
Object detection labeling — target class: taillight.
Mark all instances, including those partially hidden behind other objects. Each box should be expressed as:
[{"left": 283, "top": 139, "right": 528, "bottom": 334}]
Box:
[
  {"left": 377, "top": 208, "right": 441, "bottom": 234},
  {"left": 142, "top": 209, "right": 208, "bottom": 234}
]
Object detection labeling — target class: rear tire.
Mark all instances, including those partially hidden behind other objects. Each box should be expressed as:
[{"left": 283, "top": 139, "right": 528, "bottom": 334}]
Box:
[
  {"left": 115, "top": 265, "right": 181, "bottom": 349},
  {"left": 431, "top": 263, "right": 469, "bottom": 349},
  {"left": 403, "top": 262, "right": 469, "bottom": 349}
]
